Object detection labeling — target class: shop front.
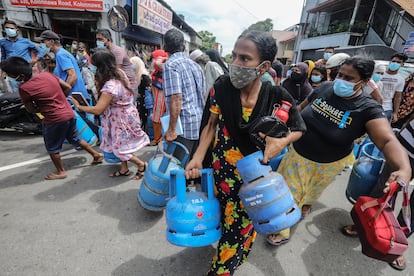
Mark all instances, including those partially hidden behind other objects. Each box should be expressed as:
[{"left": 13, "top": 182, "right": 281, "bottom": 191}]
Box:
[
  {"left": 123, "top": 0, "right": 172, "bottom": 62},
  {"left": 9, "top": 0, "right": 109, "bottom": 52}
]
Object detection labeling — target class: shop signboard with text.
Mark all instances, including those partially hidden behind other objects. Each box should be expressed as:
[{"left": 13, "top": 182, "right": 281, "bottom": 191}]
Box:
[
  {"left": 132, "top": 0, "right": 172, "bottom": 34},
  {"left": 9, "top": 0, "right": 106, "bottom": 11}
]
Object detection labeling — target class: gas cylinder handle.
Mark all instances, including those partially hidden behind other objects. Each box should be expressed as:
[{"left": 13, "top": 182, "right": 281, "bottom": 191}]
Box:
[
  {"left": 169, "top": 170, "right": 187, "bottom": 203},
  {"left": 200, "top": 169, "right": 214, "bottom": 200}
]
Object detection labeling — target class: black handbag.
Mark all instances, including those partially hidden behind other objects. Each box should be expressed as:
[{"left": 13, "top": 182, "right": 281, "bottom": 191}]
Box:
[{"left": 249, "top": 116, "right": 288, "bottom": 150}]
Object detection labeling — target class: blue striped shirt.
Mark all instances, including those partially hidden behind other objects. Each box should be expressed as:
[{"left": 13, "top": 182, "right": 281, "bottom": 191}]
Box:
[{"left": 163, "top": 52, "right": 205, "bottom": 140}]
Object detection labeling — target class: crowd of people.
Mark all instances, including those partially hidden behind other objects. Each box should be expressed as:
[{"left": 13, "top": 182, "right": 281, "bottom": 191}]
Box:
[{"left": 1, "top": 19, "right": 414, "bottom": 275}]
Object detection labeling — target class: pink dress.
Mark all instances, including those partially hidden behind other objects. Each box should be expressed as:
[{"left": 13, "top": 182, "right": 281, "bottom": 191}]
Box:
[{"left": 100, "top": 79, "right": 149, "bottom": 161}]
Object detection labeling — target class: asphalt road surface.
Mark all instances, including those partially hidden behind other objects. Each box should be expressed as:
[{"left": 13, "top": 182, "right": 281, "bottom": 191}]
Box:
[{"left": 0, "top": 130, "right": 412, "bottom": 275}]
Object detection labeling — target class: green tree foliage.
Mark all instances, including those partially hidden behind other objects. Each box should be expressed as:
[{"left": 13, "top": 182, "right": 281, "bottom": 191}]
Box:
[
  {"left": 198, "top": 30, "right": 216, "bottom": 51},
  {"left": 247, "top": 18, "right": 273, "bottom": 32}
]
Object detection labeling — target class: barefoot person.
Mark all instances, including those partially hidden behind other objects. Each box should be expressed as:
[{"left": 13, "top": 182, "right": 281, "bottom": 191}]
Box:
[{"left": 0, "top": 56, "right": 103, "bottom": 180}]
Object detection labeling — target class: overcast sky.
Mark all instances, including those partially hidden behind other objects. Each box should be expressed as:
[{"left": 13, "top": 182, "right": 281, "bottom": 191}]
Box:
[{"left": 164, "top": 0, "right": 304, "bottom": 55}]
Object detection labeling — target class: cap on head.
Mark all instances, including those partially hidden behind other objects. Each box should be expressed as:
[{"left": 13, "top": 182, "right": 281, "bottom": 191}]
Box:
[
  {"left": 189, "top": 49, "right": 203, "bottom": 61},
  {"left": 35, "top": 30, "right": 60, "bottom": 41},
  {"left": 325, "top": 53, "right": 351, "bottom": 69}
]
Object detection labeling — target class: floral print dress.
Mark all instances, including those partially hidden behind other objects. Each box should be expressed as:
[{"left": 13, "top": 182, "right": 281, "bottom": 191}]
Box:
[
  {"left": 207, "top": 99, "right": 256, "bottom": 276},
  {"left": 100, "top": 79, "right": 149, "bottom": 161}
]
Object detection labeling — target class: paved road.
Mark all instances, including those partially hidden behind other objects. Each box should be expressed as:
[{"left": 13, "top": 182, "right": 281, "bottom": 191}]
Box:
[{"left": 0, "top": 130, "right": 412, "bottom": 275}]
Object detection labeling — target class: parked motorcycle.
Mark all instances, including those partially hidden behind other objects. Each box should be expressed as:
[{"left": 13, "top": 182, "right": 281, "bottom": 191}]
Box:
[{"left": 0, "top": 93, "right": 42, "bottom": 134}]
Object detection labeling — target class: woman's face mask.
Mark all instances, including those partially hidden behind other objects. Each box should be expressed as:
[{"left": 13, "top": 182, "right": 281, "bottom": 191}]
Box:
[
  {"left": 311, "top": 75, "right": 322, "bottom": 83},
  {"left": 229, "top": 62, "right": 264, "bottom": 89},
  {"left": 333, "top": 79, "right": 361, "bottom": 97}
]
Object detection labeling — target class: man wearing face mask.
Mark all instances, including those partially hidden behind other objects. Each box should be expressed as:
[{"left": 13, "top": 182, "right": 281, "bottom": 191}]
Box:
[
  {"left": 315, "top": 46, "right": 335, "bottom": 67},
  {"left": 95, "top": 29, "right": 137, "bottom": 98},
  {"left": 380, "top": 53, "right": 407, "bottom": 122},
  {"left": 0, "top": 20, "right": 44, "bottom": 65},
  {"left": 0, "top": 20, "right": 44, "bottom": 93},
  {"left": 35, "top": 30, "right": 100, "bottom": 138}
]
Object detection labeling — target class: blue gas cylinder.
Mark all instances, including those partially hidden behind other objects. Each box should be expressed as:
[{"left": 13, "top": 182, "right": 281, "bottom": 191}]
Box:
[
  {"left": 269, "top": 147, "right": 288, "bottom": 171},
  {"left": 346, "top": 142, "right": 384, "bottom": 203},
  {"left": 138, "top": 142, "right": 189, "bottom": 211},
  {"left": 236, "top": 151, "right": 301, "bottom": 234},
  {"left": 166, "top": 169, "right": 221, "bottom": 247},
  {"left": 74, "top": 109, "right": 97, "bottom": 146}
]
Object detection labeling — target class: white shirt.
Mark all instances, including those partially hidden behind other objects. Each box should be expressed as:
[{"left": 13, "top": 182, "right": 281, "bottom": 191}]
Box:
[{"left": 381, "top": 71, "right": 405, "bottom": 111}]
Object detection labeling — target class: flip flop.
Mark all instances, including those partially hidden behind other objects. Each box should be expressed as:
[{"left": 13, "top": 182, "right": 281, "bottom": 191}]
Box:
[
  {"left": 45, "top": 172, "right": 67, "bottom": 180},
  {"left": 91, "top": 154, "right": 104, "bottom": 165},
  {"left": 109, "top": 170, "right": 130, "bottom": 177},
  {"left": 389, "top": 256, "right": 406, "bottom": 271},
  {"left": 341, "top": 225, "right": 359, "bottom": 237},
  {"left": 266, "top": 234, "right": 290, "bottom": 246}
]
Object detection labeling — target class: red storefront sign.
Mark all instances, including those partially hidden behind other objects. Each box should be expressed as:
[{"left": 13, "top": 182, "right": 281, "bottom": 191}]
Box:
[{"left": 10, "top": 0, "right": 104, "bottom": 11}]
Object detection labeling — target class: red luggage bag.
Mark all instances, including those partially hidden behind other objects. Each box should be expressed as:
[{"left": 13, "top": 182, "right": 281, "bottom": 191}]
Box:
[{"left": 350, "top": 181, "right": 411, "bottom": 262}]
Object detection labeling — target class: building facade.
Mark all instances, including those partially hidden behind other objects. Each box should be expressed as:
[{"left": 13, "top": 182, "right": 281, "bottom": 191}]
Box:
[
  {"left": 2, "top": 0, "right": 201, "bottom": 61},
  {"left": 294, "top": 0, "right": 414, "bottom": 62}
]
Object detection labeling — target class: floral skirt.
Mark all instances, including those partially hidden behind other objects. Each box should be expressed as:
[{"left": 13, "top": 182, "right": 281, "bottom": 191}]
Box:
[{"left": 277, "top": 145, "right": 355, "bottom": 208}]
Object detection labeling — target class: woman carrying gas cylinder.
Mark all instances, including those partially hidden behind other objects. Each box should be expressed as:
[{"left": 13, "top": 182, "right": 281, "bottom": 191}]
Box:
[
  {"left": 266, "top": 56, "right": 411, "bottom": 246},
  {"left": 185, "top": 30, "right": 306, "bottom": 275}
]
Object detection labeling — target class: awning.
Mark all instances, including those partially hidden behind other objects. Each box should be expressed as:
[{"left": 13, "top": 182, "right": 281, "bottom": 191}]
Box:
[
  {"left": 48, "top": 10, "right": 101, "bottom": 21},
  {"left": 122, "top": 25, "right": 162, "bottom": 45}
]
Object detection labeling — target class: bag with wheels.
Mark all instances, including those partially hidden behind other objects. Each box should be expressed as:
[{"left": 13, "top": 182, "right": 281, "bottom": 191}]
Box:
[{"left": 350, "top": 180, "right": 411, "bottom": 262}]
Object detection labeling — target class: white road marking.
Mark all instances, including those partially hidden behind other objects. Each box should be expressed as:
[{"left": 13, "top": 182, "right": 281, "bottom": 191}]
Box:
[{"left": 0, "top": 149, "right": 78, "bottom": 172}]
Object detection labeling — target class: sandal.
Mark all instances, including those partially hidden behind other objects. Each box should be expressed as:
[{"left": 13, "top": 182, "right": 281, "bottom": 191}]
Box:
[
  {"left": 266, "top": 233, "right": 290, "bottom": 246},
  {"left": 109, "top": 170, "right": 130, "bottom": 177},
  {"left": 341, "top": 225, "right": 359, "bottom": 237},
  {"left": 134, "top": 162, "right": 147, "bottom": 180},
  {"left": 389, "top": 255, "right": 406, "bottom": 271}
]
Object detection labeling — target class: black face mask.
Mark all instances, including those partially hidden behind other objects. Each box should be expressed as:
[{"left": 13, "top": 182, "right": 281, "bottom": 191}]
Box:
[{"left": 291, "top": 71, "right": 302, "bottom": 82}]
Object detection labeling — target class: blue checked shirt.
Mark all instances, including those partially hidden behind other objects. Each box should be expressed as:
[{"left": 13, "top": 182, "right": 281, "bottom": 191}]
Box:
[{"left": 163, "top": 52, "right": 205, "bottom": 140}]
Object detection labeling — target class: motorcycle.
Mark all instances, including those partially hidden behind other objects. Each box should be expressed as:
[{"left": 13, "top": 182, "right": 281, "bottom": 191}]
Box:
[{"left": 0, "top": 93, "right": 42, "bottom": 134}]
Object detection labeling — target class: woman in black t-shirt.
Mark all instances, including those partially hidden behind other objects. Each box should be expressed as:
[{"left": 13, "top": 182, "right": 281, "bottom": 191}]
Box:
[{"left": 267, "top": 56, "right": 411, "bottom": 248}]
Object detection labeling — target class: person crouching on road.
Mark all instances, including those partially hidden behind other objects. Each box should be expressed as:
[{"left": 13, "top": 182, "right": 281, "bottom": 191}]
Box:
[{"left": 0, "top": 56, "right": 103, "bottom": 180}]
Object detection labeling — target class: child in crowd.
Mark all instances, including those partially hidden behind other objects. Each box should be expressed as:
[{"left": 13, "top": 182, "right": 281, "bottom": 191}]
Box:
[{"left": 0, "top": 56, "right": 103, "bottom": 180}]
